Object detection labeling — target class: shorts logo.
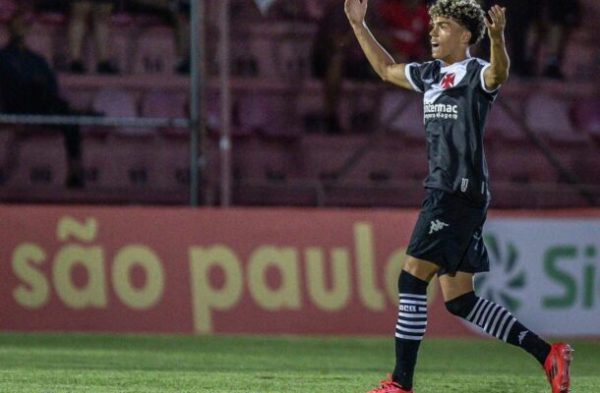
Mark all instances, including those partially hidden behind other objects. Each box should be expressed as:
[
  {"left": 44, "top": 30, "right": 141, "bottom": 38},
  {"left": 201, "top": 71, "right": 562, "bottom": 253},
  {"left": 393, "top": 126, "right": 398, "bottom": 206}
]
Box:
[{"left": 429, "top": 219, "right": 449, "bottom": 235}]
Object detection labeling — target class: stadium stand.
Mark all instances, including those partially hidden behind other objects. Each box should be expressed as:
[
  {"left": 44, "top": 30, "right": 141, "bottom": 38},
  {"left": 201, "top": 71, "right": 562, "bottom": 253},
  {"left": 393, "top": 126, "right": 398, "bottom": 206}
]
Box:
[{"left": 0, "top": 0, "right": 598, "bottom": 208}]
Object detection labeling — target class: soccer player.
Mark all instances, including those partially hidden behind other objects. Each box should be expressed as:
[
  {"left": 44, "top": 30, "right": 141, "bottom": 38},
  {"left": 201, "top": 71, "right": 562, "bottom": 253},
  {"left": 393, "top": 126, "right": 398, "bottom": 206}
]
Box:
[{"left": 344, "top": 0, "right": 573, "bottom": 392}]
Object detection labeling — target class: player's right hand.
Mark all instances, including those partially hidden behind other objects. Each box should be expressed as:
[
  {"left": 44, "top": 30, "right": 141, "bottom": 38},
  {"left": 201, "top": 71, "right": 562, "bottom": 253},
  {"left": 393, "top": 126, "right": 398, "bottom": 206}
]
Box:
[{"left": 344, "top": 0, "right": 368, "bottom": 27}]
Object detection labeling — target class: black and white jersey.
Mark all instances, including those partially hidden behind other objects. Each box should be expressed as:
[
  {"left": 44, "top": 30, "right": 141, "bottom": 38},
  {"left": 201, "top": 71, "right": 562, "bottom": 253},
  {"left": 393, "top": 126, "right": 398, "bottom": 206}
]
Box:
[{"left": 405, "top": 57, "right": 499, "bottom": 204}]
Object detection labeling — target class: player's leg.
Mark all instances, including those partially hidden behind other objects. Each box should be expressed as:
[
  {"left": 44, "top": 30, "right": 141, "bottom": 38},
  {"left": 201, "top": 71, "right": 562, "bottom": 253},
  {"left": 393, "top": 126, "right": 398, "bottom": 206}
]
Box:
[
  {"left": 367, "top": 190, "right": 449, "bottom": 392},
  {"left": 440, "top": 272, "right": 573, "bottom": 393},
  {"left": 367, "top": 256, "right": 437, "bottom": 393},
  {"left": 392, "top": 257, "right": 438, "bottom": 388}
]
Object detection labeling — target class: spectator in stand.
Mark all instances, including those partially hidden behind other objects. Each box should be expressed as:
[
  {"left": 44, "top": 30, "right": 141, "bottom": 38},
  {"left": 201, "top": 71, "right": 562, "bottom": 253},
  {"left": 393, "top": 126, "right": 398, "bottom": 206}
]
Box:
[
  {"left": 377, "top": 0, "right": 430, "bottom": 63},
  {"left": 67, "top": 0, "right": 119, "bottom": 74},
  {"left": 484, "top": 0, "right": 580, "bottom": 79},
  {"left": 126, "top": 0, "right": 191, "bottom": 74},
  {"left": 480, "top": 0, "right": 535, "bottom": 77},
  {"left": 311, "top": 0, "right": 427, "bottom": 134},
  {"left": 311, "top": 0, "right": 381, "bottom": 134},
  {"left": 0, "top": 9, "right": 85, "bottom": 188},
  {"left": 535, "top": 0, "right": 581, "bottom": 79}
]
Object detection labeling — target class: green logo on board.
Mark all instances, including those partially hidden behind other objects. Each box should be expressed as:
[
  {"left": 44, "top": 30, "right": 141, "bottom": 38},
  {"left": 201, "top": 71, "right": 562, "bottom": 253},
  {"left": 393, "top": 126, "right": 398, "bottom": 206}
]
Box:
[{"left": 476, "top": 234, "right": 526, "bottom": 313}]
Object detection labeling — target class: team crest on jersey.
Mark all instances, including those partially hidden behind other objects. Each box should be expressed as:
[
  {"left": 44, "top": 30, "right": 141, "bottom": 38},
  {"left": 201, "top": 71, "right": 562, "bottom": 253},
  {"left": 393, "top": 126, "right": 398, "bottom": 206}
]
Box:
[{"left": 441, "top": 73, "right": 456, "bottom": 89}]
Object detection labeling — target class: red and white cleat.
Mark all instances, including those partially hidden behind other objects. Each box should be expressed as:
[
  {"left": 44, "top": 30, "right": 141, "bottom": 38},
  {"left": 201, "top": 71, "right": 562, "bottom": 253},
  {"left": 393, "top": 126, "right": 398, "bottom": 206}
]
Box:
[
  {"left": 366, "top": 375, "right": 413, "bottom": 393},
  {"left": 544, "top": 343, "right": 574, "bottom": 393}
]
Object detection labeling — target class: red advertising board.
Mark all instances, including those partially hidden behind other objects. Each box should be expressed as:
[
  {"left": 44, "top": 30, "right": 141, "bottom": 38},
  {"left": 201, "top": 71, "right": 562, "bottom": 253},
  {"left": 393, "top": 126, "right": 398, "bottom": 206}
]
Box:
[{"left": 0, "top": 205, "right": 480, "bottom": 336}]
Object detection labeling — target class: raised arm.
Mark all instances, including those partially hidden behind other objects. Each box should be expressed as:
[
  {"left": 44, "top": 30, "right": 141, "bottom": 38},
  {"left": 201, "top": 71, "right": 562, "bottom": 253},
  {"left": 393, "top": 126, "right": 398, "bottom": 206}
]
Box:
[
  {"left": 483, "top": 5, "right": 510, "bottom": 90},
  {"left": 344, "top": 0, "right": 413, "bottom": 90}
]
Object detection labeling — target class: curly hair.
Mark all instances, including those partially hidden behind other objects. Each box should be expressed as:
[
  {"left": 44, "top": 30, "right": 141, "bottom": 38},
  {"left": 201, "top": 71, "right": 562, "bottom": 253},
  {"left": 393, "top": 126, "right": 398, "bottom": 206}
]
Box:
[{"left": 429, "top": 0, "right": 486, "bottom": 45}]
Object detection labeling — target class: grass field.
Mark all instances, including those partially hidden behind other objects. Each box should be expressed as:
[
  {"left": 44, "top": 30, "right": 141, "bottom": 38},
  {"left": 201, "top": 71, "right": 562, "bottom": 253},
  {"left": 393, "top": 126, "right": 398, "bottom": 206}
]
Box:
[{"left": 0, "top": 334, "right": 598, "bottom": 393}]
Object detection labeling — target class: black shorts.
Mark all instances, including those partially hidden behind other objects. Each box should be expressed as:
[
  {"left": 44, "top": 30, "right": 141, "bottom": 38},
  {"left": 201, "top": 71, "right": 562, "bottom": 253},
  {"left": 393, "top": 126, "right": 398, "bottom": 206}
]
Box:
[{"left": 406, "top": 189, "right": 490, "bottom": 276}]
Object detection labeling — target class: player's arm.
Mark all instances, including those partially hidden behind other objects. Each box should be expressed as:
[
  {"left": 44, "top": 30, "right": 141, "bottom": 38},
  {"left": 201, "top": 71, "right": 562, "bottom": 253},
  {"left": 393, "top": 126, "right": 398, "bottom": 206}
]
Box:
[
  {"left": 344, "top": 0, "right": 413, "bottom": 90},
  {"left": 483, "top": 5, "right": 510, "bottom": 90}
]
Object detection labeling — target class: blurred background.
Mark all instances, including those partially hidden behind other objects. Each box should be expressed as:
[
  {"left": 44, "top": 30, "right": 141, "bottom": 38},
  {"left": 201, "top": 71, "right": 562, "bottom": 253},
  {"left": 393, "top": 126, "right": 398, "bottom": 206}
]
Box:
[{"left": 0, "top": 0, "right": 598, "bottom": 209}]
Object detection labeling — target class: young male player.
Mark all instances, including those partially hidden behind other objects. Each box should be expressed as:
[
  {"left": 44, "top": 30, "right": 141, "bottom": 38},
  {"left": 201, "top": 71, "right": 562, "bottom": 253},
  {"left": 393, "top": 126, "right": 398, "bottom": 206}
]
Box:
[{"left": 344, "top": 0, "right": 573, "bottom": 392}]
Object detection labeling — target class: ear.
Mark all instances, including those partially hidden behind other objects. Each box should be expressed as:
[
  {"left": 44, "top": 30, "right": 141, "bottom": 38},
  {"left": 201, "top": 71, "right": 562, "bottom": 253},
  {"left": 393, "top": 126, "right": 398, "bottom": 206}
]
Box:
[{"left": 461, "top": 29, "right": 472, "bottom": 45}]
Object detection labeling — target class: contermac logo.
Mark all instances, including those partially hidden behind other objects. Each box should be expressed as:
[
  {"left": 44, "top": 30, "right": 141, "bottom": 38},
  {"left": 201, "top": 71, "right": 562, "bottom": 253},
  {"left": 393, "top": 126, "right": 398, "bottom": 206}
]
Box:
[
  {"left": 424, "top": 103, "right": 459, "bottom": 120},
  {"left": 475, "top": 234, "right": 526, "bottom": 313}
]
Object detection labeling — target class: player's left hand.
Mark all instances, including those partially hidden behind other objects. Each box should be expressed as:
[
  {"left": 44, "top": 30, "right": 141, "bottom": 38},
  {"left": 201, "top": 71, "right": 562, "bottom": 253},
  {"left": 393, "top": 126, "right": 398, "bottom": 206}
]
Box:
[{"left": 485, "top": 5, "right": 506, "bottom": 41}]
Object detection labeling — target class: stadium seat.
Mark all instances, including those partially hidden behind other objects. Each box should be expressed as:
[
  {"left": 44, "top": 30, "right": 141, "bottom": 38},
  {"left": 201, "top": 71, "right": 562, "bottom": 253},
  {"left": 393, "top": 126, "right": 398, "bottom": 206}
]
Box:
[
  {"left": 571, "top": 99, "right": 600, "bottom": 142},
  {"left": 235, "top": 93, "right": 284, "bottom": 137},
  {"left": 0, "top": 127, "right": 17, "bottom": 185},
  {"left": 149, "top": 136, "right": 203, "bottom": 191},
  {"left": 232, "top": 134, "right": 300, "bottom": 182},
  {"left": 301, "top": 134, "right": 370, "bottom": 181},
  {"left": 488, "top": 148, "right": 558, "bottom": 184},
  {"left": 486, "top": 97, "right": 529, "bottom": 145},
  {"left": 80, "top": 133, "right": 110, "bottom": 189},
  {"left": 525, "top": 93, "right": 587, "bottom": 146},
  {"left": 131, "top": 27, "right": 177, "bottom": 74},
  {"left": 140, "top": 90, "right": 188, "bottom": 135},
  {"left": 9, "top": 129, "right": 66, "bottom": 188},
  {"left": 380, "top": 92, "right": 425, "bottom": 145},
  {"left": 88, "top": 88, "right": 159, "bottom": 188},
  {"left": 91, "top": 88, "right": 149, "bottom": 136},
  {"left": 110, "top": 29, "right": 133, "bottom": 74}
]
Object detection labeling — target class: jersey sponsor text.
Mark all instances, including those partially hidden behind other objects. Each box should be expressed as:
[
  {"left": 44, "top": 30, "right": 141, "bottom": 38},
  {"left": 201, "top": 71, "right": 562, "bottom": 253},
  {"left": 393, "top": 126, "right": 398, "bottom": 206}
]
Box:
[{"left": 424, "top": 103, "right": 459, "bottom": 120}]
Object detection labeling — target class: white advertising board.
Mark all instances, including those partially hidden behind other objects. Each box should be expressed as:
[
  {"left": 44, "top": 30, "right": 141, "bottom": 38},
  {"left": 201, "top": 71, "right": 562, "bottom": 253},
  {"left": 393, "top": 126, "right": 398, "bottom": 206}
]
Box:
[{"left": 471, "top": 219, "right": 600, "bottom": 337}]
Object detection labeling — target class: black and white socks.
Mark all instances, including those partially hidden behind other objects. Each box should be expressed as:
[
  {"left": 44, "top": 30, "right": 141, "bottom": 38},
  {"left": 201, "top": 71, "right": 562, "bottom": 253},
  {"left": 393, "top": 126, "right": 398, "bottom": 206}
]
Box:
[
  {"left": 445, "top": 291, "right": 551, "bottom": 365},
  {"left": 393, "top": 272, "right": 429, "bottom": 389}
]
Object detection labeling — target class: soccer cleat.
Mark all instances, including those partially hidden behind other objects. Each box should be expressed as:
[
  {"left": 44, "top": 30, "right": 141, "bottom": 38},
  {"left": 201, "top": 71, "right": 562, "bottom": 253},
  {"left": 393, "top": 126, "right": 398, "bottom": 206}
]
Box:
[
  {"left": 366, "top": 375, "right": 413, "bottom": 393},
  {"left": 544, "top": 343, "right": 573, "bottom": 393}
]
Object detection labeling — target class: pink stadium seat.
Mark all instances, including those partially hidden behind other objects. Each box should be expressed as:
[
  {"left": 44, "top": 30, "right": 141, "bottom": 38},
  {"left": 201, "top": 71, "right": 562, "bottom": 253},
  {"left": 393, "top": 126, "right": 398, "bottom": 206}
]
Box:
[
  {"left": 301, "top": 134, "right": 370, "bottom": 181},
  {"left": 380, "top": 92, "right": 425, "bottom": 145},
  {"left": 231, "top": 134, "right": 299, "bottom": 182},
  {"left": 206, "top": 94, "right": 256, "bottom": 140},
  {"left": 90, "top": 89, "right": 158, "bottom": 187},
  {"left": 141, "top": 91, "right": 187, "bottom": 118},
  {"left": 9, "top": 130, "right": 66, "bottom": 188},
  {"left": 235, "top": 93, "right": 285, "bottom": 137},
  {"left": 571, "top": 99, "right": 600, "bottom": 141},
  {"left": 93, "top": 89, "right": 137, "bottom": 118},
  {"left": 91, "top": 89, "right": 149, "bottom": 136},
  {"left": 90, "top": 136, "right": 157, "bottom": 189},
  {"left": 488, "top": 148, "right": 557, "bottom": 184},
  {"left": 151, "top": 138, "right": 193, "bottom": 190},
  {"left": 140, "top": 90, "right": 187, "bottom": 135},
  {"left": 525, "top": 93, "right": 587, "bottom": 146},
  {"left": 0, "top": 127, "right": 17, "bottom": 183},
  {"left": 131, "top": 27, "right": 176, "bottom": 74},
  {"left": 486, "top": 98, "right": 528, "bottom": 144},
  {"left": 110, "top": 29, "right": 132, "bottom": 74}
]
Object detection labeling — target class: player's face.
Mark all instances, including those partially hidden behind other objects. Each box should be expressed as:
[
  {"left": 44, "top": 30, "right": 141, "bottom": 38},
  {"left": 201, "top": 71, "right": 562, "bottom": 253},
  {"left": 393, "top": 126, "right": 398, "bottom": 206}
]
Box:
[{"left": 429, "top": 16, "right": 470, "bottom": 63}]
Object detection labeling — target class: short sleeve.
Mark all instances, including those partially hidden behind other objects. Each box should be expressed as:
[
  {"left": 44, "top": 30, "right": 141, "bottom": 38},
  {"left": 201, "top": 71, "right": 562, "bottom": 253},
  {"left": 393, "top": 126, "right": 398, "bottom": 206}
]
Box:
[
  {"left": 405, "top": 62, "right": 425, "bottom": 93},
  {"left": 477, "top": 61, "right": 501, "bottom": 100}
]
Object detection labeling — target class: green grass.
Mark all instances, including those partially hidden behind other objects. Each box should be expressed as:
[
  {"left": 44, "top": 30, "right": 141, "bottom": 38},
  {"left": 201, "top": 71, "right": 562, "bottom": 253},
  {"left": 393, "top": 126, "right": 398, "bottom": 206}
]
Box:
[{"left": 0, "top": 334, "right": 598, "bottom": 393}]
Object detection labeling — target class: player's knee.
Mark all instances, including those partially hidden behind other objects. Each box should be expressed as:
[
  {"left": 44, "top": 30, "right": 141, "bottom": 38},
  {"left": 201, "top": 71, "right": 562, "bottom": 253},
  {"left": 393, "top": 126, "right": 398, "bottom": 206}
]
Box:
[
  {"left": 402, "top": 257, "right": 438, "bottom": 282},
  {"left": 445, "top": 291, "right": 478, "bottom": 318}
]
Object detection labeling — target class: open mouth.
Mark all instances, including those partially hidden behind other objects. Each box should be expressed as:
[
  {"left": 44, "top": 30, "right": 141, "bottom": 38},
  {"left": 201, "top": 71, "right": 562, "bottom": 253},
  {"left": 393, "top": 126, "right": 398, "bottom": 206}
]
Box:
[{"left": 431, "top": 42, "right": 440, "bottom": 49}]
